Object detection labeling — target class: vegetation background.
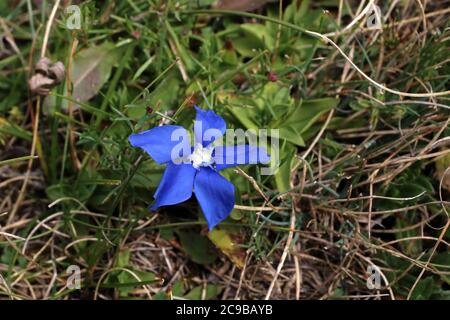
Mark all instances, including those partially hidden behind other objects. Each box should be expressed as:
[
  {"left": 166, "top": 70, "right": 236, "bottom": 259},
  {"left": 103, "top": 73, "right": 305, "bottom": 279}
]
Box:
[{"left": 0, "top": 0, "right": 449, "bottom": 300}]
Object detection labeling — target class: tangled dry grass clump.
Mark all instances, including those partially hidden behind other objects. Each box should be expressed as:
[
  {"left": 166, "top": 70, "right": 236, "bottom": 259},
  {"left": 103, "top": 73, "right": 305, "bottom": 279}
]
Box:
[{"left": 0, "top": 0, "right": 449, "bottom": 300}]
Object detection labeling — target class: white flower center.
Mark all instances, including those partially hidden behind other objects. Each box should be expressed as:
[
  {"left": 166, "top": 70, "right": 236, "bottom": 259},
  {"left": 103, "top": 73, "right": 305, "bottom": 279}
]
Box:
[{"left": 190, "top": 143, "right": 214, "bottom": 169}]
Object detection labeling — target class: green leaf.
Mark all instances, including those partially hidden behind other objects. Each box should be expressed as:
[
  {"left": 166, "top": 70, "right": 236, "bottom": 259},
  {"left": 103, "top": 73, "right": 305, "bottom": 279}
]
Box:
[
  {"left": 126, "top": 73, "right": 180, "bottom": 119},
  {"left": 410, "top": 277, "right": 440, "bottom": 300},
  {"left": 116, "top": 270, "right": 157, "bottom": 297},
  {"left": 176, "top": 230, "right": 218, "bottom": 265},
  {"left": 240, "top": 23, "right": 274, "bottom": 48},
  {"left": 277, "top": 98, "right": 338, "bottom": 134},
  {"left": 434, "top": 252, "right": 450, "bottom": 285},
  {"left": 278, "top": 125, "right": 305, "bottom": 147},
  {"left": 183, "top": 284, "right": 222, "bottom": 300},
  {"left": 274, "top": 145, "right": 296, "bottom": 192},
  {"left": 130, "top": 160, "right": 163, "bottom": 190},
  {"left": 227, "top": 105, "right": 260, "bottom": 130},
  {"left": 116, "top": 248, "right": 130, "bottom": 268},
  {"left": 232, "top": 23, "right": 274, "bottom": 57},
  {"left": 46, "top": 182, "right": 95, "bottom": 204},
  {"left": 82, "top": 240, "right": 109, "bottom": 267},
  {"left": 153, "top": 280, "right": 185, "bottom": 300},
  {"left": 0, "top": 117, "right": 32, "bottom": 142},
  {"left": 221, "top": 49, "right": 238, "bottom": 65}
]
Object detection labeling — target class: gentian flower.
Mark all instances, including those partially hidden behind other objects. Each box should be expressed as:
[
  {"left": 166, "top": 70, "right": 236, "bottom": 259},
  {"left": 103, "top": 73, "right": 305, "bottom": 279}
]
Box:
[{"left": 129, "top": 106, "right": 270, "bottom": 230}]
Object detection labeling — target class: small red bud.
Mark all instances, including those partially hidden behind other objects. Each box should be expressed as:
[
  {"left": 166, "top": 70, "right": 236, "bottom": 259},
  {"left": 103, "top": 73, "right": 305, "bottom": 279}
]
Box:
[
  {"left": 267, "top": 71, "right": 278, "bottom": 82},
  {"left": 224, "top": 39, "right": 233, "bottom": 50},
  {"left": 131, "top": 31, "right": 141, "bottom": 39}
]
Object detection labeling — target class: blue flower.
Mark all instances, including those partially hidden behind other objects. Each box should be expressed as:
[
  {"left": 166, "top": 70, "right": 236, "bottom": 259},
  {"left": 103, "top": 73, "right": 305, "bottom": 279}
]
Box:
[{"left": 129, "top": 106, "right": 270, "bottom": 230}]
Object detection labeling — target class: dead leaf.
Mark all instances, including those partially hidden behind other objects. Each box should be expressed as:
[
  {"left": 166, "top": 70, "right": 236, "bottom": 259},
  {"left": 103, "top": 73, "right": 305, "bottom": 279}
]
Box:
[
  {"left": 48, "top": 62, "right": 65, "bottom": 83},
  {"left": 29, "top": 57, "right": 65, "bottom": 96},
  {"left": 207, "top": 227, "right": 246, "bottom": 269},
  {"left": 214, "top": 0, "right": 277, "bottom": 12},
  {"left": 29, "top": 73, "right": 55, "bottom": 95},
  {"left": 72, "top": 42, "right": 120, "bottom": 103},
  {"left": 35, "top": 57, "right": 52, "bottom": 74}
]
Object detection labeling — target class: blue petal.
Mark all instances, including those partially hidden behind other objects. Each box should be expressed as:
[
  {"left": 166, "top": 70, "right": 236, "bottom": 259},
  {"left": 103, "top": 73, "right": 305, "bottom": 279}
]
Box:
[
  {"left": 213, "top": 145, "right": 271, "bottom": 171},
  {"left": 151, "top": 162, "right": 197, "bottom": 210},
  {"left": 194, "top": 106, "right": 226, "bottom": 147},
  {"left": 194, "top": 167, "right": 235, "bottom": 230},
  {"left": 129, "top": 125, "right": 191, "bottom": 164}
]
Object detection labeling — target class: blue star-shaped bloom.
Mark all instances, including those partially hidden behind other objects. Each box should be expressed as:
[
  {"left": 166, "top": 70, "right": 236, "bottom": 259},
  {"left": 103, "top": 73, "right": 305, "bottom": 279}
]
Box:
[{"left": 129, "top": 106, "right": 270, "bottom": 230}]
